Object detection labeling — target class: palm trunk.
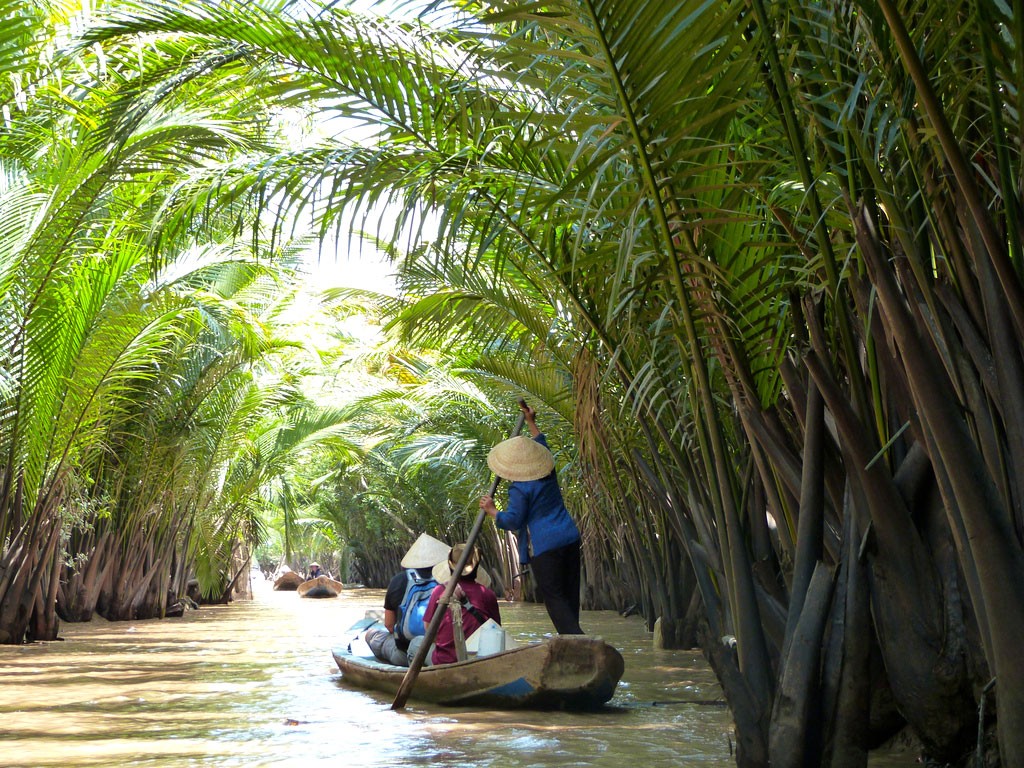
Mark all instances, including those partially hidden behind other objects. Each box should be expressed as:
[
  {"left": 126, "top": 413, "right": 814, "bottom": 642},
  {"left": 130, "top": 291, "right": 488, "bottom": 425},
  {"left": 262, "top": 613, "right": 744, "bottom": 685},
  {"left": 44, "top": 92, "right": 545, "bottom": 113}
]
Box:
[
  {"left": 768, "top": 563, "right": 834, "bottom": 767},
  {"left": 823, "top": 497, "right": 873, "bottom": 768}
]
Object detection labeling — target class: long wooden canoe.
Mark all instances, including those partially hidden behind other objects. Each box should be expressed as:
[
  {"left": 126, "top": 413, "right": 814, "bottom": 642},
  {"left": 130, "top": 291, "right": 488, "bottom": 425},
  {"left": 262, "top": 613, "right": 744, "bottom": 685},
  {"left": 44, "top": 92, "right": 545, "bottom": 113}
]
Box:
[
  {"left": 332, "top": 629, "right": 624, "bottom": 709},
  {"left": 297, "top": 575, "right": 344, "bottom": 598},
  {"left": 273, "top": 571, "right": 304, "bottom": 591}
]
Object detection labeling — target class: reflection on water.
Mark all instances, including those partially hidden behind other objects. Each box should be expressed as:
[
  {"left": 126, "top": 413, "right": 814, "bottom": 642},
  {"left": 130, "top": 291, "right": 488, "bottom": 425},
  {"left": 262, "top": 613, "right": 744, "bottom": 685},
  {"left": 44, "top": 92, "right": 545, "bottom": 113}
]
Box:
[{"left": 0, "top": 582, "right": 914, "bottom": 767}]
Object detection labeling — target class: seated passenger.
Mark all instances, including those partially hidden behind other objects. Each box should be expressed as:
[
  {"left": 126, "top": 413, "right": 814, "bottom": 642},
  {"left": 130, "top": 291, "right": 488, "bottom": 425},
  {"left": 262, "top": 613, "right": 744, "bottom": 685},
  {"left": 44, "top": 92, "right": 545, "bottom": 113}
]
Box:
[
  {"left": 306, "top": 562, "right": 327, "bottom": 580},
  {"left": 365, "top": 533, "right": 449, "bottom": 666},
  {"left": 421, "top": 543, "right": 501, "bottom": 665}
]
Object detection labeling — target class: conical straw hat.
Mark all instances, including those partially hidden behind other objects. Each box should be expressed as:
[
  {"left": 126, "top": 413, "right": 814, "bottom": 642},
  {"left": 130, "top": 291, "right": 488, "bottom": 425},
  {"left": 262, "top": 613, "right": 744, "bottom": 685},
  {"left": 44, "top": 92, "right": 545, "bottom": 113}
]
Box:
[
  {"left": 401, "top": 533, "right": 451, "bottom": 568},
  {"left": 487, "top": 435, "right": 555, "bottom": 481},
  {"left": 432, "top": 544, "right": 492, "bottom": 588}
]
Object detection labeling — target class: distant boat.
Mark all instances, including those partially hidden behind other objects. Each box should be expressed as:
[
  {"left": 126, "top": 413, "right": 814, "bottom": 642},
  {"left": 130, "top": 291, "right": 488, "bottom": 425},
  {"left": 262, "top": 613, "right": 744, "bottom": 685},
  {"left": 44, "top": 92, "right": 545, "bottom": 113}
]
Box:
[
  {"left": 332, "top": 622, "right": 624, "bottom": 709},
  {"left": 297, "top": 575, "right": 344, "bottom": 598},
  {"left": 273, "top": 571, "right": 304, "bottom": 591}
]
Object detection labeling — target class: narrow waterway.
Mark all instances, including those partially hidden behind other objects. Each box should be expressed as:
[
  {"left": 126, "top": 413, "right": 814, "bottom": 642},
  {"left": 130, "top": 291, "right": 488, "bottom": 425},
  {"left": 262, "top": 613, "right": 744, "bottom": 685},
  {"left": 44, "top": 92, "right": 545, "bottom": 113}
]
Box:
[{"left": 0, "top": 581, "right": 916, "bottom": 767}]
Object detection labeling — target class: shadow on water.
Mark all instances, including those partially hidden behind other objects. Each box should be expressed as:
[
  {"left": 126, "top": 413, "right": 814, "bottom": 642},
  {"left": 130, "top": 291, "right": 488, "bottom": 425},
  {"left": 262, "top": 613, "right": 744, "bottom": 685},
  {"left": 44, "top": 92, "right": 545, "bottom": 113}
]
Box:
[{"left": 0, "top": 580, "right": 917, "bottom": 767}]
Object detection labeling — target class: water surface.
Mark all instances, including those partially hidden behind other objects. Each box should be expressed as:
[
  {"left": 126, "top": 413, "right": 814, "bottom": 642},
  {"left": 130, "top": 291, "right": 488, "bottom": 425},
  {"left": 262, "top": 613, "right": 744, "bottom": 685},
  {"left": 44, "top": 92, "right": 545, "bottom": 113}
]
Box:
[{"left": 0, "top": 580, "right": 914, "bottom": 767}]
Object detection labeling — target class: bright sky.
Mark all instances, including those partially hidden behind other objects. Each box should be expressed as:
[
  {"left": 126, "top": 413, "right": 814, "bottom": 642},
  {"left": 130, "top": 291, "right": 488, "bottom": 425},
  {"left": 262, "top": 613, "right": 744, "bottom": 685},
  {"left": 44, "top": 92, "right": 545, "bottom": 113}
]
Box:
[{"left": 300, "top": 227, "right": 398, "bottom": 295}]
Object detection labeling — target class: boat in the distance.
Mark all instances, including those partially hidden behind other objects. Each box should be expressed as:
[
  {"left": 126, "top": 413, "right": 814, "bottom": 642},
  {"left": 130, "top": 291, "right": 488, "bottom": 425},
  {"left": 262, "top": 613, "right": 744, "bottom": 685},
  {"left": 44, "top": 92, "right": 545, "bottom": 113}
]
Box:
[
  {"left": 273, "top": 571, "right": 304, "bottom": 591},
  {"left": 332, "top": 620, "right": 624, "bottom": 709},
  {"left": 297, "top": 574, "right": 344, "bottom": 598}
]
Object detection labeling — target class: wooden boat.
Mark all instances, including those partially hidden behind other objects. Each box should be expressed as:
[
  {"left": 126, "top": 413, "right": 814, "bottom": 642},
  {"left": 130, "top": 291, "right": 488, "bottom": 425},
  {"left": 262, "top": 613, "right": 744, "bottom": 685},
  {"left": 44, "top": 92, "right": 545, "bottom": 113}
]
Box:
[
  {"left": 332, "top": 622, "right": 625, "bottom": 709},
  {"left": 297, "top": 574, "right": 344, "bottom": 598},
  {"left": 273, "top": 571, "right": 304, "bottom": 591}
]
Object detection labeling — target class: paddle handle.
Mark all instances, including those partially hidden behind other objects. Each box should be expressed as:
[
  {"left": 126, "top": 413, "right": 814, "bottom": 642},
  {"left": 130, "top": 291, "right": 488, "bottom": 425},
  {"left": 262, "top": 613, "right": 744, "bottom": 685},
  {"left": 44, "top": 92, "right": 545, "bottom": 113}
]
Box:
[{"left": 391, "top": 399, "right": 528, "bottom": 710}]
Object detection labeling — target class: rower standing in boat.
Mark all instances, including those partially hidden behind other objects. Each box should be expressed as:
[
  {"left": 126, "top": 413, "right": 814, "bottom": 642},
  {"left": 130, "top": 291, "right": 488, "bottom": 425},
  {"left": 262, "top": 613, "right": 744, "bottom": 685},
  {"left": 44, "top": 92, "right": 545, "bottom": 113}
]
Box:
[
  {"left": 365, "top": 533, "right": 450, "bottom": 666},
  {"left": 480, "top": 403, "right": 585, "bottom": 635}
]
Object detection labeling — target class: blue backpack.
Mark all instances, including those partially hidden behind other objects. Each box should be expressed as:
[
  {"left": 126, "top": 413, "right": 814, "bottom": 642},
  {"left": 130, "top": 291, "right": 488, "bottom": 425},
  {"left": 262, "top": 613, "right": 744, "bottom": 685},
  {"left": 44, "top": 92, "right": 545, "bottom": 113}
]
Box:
[{"left": 396, "top": 569, "right": 438, "bottom": 641}]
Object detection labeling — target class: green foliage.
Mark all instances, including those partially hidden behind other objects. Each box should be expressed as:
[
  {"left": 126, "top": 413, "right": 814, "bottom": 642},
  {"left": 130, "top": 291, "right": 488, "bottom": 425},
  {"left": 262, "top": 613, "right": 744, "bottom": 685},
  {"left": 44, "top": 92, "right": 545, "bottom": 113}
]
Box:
[{"left": 8, "top": 1, "right": 1024, "bottom": 763}]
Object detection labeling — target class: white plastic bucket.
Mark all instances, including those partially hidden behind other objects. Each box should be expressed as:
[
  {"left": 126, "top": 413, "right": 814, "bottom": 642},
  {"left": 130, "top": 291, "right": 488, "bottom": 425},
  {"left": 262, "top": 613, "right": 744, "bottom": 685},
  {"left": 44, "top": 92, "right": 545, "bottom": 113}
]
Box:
[{"left": 475, "top": 620, "right": 507, "bottom": 656}]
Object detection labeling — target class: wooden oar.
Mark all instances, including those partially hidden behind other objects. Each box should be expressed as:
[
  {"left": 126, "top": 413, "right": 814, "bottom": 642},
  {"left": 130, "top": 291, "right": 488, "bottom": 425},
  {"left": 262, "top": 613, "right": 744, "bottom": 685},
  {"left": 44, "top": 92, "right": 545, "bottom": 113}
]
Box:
[{"left": 391, "top": 399, "right": 528, "bottom": 710}]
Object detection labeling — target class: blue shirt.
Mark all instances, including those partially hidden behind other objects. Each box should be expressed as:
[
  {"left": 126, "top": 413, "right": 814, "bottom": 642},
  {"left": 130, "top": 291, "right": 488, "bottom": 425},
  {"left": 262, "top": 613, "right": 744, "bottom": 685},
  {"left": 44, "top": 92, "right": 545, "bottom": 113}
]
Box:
[{"left": 494, "top": 434, "right": 580, "bottom": 558}]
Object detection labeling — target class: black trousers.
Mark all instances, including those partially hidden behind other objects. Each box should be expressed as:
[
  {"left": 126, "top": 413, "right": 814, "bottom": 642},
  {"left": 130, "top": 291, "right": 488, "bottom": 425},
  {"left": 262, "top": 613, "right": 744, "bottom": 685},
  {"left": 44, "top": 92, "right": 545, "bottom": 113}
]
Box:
[{"left": 530, "top": 539, "right": 584, "bottom": 634}]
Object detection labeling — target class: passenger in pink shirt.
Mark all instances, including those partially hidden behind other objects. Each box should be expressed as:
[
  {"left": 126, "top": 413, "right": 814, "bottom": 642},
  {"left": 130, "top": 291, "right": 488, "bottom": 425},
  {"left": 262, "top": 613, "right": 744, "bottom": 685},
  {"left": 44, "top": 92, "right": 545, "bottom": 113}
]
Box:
[{"left": 422, "top": 543, "right": 501, "bottom": 665}]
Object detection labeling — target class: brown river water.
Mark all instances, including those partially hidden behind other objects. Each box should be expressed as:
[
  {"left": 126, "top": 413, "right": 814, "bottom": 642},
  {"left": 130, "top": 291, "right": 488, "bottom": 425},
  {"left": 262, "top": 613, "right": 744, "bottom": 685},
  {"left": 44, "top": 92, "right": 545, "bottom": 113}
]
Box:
[{"left": 0, "top": 579, "right": 917, "bottom": 767}]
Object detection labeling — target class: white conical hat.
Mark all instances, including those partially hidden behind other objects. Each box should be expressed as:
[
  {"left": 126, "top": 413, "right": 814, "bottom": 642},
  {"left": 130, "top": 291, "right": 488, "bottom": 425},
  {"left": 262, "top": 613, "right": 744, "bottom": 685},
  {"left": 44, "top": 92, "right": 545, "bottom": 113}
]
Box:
[
  {"left": 487, "top": 435, "right": 555, "bottom": 481},
  {"left": 400, "top": 533, "right": 451, "bottom": 568}
]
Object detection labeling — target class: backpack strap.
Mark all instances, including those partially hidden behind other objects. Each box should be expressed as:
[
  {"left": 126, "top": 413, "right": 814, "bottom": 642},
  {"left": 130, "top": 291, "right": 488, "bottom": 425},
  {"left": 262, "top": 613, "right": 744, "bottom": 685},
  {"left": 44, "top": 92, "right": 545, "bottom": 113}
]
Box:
[{"left": 461, "top": 599, "right": 487, "bottom": 624}]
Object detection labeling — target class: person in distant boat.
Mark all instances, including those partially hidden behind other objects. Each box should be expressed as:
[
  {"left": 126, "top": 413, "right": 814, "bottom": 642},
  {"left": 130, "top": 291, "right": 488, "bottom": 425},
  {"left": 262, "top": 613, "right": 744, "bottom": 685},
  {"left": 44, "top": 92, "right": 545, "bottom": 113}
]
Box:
[
  {"left": 306, "top": 562, "right": 327, "bottom": 580},
  {"left": 480, "top": 402, "right": 585, "bottom": 635},
  {"left": 365, "top": 533, "right": 450, "bottom": 666},
  {"left": 419, "top": 543, "right": 501, "bottom": 665}
]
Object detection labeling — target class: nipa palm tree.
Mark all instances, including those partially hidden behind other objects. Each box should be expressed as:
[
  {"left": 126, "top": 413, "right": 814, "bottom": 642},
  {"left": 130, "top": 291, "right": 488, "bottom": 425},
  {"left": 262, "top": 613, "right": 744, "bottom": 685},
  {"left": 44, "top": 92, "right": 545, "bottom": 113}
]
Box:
[{"left": 58, "top": 1, "right": 1024, "bottom": 765}]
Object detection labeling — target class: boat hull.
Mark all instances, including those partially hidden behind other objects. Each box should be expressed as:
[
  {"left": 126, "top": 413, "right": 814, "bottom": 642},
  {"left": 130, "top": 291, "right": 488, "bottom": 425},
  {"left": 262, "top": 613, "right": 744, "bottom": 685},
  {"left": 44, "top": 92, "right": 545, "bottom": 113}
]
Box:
[
  {"left": 332, "top": 634, "right": 624, "bottom": 709},
  {"left": 273, "top": 571, "right": 304, "bottom": 591},
  {"left": 298, "top": 575, "right": 344, "bottom": 598}
]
